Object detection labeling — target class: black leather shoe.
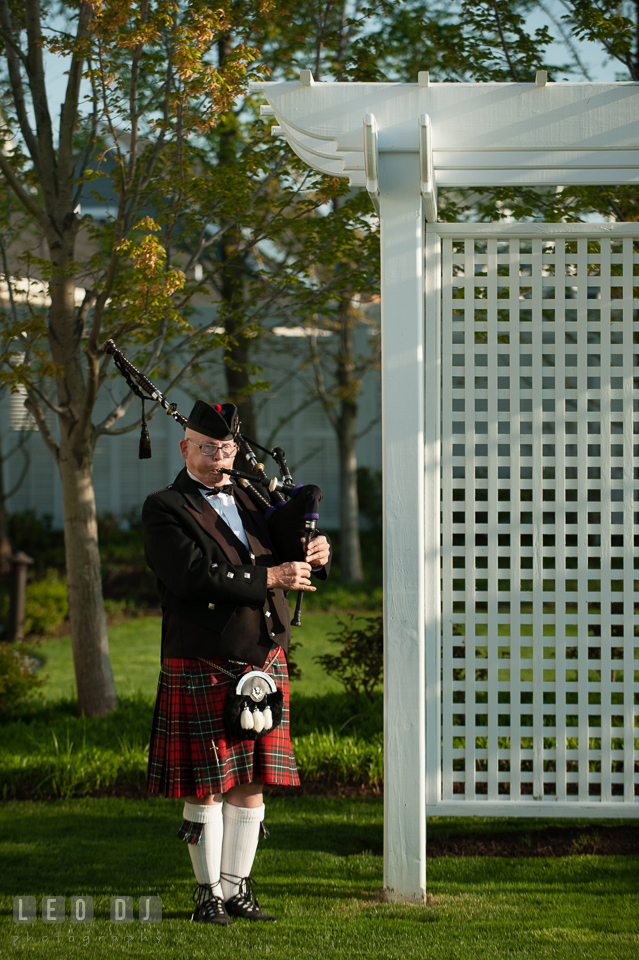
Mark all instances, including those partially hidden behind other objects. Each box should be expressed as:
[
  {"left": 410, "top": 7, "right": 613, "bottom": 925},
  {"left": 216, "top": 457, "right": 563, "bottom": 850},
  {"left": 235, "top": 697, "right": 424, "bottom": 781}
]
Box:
[
  {"left": 225, "top": 877, "right": 276, "bottom": 922},
  {"left": 191, "top": 884, "right": 233, "bottom": 925}
]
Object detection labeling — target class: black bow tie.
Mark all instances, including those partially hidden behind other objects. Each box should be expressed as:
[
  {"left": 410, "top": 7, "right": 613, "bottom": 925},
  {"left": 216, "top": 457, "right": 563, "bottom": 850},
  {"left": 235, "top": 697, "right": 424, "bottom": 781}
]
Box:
[{"left": 200, "top": 484, "right": 235, "bottom": 496}]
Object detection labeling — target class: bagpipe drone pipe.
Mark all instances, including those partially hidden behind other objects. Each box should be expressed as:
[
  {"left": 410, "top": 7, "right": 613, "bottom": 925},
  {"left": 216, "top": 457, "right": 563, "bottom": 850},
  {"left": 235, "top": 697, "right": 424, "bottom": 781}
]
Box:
[{"left": 101, "top": 339, "right": 324, "bottom": 625}]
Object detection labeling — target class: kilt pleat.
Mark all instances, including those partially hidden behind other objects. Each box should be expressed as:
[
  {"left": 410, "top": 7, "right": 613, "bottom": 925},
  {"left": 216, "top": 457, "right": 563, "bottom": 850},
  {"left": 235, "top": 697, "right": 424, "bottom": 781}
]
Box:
[{"left": 147, "top": 646, "right": 299, "bottom": 797}]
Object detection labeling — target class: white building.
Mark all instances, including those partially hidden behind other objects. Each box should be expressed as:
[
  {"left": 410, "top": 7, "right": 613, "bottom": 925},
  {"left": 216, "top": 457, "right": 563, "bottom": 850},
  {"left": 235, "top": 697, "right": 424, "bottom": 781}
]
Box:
[{"left": 1, "top": 321, "right": 381, "bottom": 530}]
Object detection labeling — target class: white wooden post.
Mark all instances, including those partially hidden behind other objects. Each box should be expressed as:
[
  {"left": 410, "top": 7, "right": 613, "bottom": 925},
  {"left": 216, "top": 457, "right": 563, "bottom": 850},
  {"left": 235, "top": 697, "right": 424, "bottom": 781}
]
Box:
[{"left": 379, "top": 153, "right": 426, "bottom": 902}]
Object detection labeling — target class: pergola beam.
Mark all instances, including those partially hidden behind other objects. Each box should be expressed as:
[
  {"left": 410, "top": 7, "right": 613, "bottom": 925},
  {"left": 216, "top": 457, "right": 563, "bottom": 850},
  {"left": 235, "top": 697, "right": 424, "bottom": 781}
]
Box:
[{"left": 250, "top": 79, "right": 639, "bottom": 189}]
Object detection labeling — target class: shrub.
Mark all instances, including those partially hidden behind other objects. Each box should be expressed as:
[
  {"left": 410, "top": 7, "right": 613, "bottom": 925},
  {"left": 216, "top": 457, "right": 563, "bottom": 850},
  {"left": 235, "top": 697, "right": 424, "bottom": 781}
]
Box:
[
  {"left": 23, "top": 570, "right": 68, "bottom": 635},
  {"left": 0, "top": 642, "right": 44, "bottom": 716},
  {"left": 293, "top": 729, "right": 383, "bottom": 785},
  {"left": 315, "top": 614, "right": 383, "bottom": 702},
  {"left": 290, "top": 691, "right": 382, "bottom": 738},
  {"left": 0, "top": 569, "right": 68, "bottom": 638}
]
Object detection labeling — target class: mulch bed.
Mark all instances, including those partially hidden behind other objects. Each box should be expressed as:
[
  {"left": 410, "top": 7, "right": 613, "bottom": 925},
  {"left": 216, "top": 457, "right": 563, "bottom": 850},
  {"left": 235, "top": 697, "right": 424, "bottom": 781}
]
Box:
[
  {"left": 424, "top": 825, "right": 639, "bottom": 858},
  {"left": 264, "top": 781, "right": 383, "bottom": 799}
]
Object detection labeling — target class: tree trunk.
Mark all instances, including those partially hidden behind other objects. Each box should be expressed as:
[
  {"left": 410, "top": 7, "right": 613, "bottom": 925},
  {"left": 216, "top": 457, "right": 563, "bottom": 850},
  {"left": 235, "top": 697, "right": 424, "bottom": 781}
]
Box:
[
  {"left": 335, "top": 297, "right": 364, "bottom": 583},
  {"left": 59, "top": 446, "right": 117, "bottom": 715},
  {"left": 223, "top": 315, "right": 258, "bottom": 441},
  {"left": 217, "top": 35, "right": 258, "bottom": 442},
  {"left": 217, "top": 209, "right": 258, "bottom": 439},
  {"left": 47, "top": 260, "right": 117, "bottom": 716},
  {"left": 338, "top": 403, "right": 364, "bottom": 582}
]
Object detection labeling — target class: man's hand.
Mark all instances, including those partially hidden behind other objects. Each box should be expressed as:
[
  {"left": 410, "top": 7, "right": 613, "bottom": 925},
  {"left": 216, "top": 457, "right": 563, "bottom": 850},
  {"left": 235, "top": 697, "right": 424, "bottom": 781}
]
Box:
[
  {"left": 302, "top": 534, "right": 330, "bottom": 568},
  {"left": 266, "top": 562, "right": 315, "bottom": 592}
]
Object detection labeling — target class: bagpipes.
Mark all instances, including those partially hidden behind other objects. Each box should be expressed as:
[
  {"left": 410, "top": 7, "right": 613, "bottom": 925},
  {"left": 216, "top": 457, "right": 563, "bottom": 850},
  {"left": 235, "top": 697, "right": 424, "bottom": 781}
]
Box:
[{"left": 101, "top": 339, "right": 322, "bottom": 626}]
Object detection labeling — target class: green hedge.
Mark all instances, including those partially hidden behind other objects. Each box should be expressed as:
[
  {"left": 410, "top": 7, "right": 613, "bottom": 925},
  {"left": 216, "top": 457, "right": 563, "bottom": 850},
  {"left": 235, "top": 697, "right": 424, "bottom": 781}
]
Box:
[
  {"left": 0, "top": 693, "right": 384, "bottom": 799},
  {"left": 293, "top": 730, "right": 383, "bottom": 785}
]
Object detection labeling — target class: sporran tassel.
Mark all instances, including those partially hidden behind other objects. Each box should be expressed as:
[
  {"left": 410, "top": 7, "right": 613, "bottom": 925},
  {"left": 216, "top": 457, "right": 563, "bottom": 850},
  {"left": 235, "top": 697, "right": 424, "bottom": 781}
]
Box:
[
  {"left": 240, "top": 703, "right": 254, "bottom": 730},
  {"left": 252, "top": 709, "right": 265, "bottom": 734},
  {"left": 139, "top": 398, "right": 152, "bottom": 460}
]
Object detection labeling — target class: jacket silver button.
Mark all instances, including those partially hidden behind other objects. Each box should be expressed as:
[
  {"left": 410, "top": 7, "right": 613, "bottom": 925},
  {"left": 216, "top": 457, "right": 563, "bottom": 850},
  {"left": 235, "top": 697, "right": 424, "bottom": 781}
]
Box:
[
  {"left": 227, "top": 572, "right": 234, "bottom": 579},
  {"left": 244, "top": 572, "right": 251, "bottom": 579},
  {"left": 269, "top": 631, "right": 275, "bottom": 638},
  {"left": 265, "top": 611, "right": 271, "bottom": 618}
]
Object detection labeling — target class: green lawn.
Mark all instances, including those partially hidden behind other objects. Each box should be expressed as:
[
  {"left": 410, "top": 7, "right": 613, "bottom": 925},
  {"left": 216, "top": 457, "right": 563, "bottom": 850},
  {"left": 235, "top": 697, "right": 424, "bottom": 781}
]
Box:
[
  {"left": 5, "top": 611, "right": 639, "bottom": 957},
  {"left": 35, "top": 611, "right": 346, "bottom": 701},
  {"left": 1, "top": 798, "right": 638, "bottom": 960}
]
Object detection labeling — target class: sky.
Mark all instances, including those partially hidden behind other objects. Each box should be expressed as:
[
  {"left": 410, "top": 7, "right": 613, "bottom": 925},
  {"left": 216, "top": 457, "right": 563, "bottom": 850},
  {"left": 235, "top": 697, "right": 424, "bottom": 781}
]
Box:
[{"left": 526, "top": 0, "right": 623, "bottom": 81}]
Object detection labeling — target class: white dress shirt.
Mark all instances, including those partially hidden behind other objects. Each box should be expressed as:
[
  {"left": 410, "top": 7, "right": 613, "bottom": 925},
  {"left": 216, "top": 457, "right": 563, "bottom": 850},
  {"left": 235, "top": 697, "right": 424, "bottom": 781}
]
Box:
[{"left": 187, "top": 470, "right": 249, "bottom": 549}]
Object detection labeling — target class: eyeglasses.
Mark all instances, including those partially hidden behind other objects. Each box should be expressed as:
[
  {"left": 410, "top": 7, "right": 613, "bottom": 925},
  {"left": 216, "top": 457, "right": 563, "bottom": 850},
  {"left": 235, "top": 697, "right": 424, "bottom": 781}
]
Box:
[{"left": 186, "top": 438, "right": 236, "bottom": 457}]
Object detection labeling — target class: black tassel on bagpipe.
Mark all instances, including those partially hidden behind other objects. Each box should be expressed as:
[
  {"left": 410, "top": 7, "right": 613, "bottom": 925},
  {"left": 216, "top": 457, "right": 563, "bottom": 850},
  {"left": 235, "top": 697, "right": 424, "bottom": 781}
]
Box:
[
  {"left": 139, "top": 399, "right": 152, "bottom": 460},
  {"left": 102, "top": 341, "right": 161, "bottom": 460}
]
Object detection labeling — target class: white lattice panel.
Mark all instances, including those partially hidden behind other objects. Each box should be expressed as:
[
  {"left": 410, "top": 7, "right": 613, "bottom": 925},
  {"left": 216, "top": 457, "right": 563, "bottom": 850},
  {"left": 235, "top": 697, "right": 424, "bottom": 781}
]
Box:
[{"left": 434, "top": 224, "right": 639, "bottom": 814}]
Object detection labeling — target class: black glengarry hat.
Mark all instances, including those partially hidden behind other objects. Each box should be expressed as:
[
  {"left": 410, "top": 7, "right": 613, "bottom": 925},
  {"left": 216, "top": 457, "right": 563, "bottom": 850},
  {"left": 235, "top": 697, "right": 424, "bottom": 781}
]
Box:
[{"left": 185, "top": 400, "right": 239, "bottom": 440}]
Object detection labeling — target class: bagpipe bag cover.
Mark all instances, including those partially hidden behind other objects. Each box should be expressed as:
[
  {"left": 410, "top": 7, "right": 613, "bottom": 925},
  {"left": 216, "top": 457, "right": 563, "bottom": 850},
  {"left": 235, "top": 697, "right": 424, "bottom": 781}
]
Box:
[{"left": 264, "top": 484, "right": 322, "bottom": 562}]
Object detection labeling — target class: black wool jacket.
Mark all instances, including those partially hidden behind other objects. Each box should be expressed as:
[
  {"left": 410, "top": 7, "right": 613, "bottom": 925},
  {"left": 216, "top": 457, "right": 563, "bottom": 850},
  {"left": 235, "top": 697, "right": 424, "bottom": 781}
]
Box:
[{"left": 142, "top": 468, "right": 330, "bottom": 667}]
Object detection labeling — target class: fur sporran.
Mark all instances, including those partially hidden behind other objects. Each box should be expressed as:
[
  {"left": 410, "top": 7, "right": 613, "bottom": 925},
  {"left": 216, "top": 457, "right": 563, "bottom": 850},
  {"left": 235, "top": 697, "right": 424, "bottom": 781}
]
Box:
[{"left": 224, "top": 670, "right": 283, "bottom": 741}]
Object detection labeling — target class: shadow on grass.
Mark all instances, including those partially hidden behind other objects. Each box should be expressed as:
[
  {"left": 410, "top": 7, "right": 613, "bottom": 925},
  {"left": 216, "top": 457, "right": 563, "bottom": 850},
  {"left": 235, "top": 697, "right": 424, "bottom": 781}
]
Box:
[{"left": 0, "top": 797, "right": 385, "bottom": 911}]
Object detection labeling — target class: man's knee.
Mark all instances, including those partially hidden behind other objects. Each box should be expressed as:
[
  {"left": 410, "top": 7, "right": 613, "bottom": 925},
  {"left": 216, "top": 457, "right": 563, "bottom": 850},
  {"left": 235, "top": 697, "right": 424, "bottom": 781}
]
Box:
[{"left": 225, "top": 780, "right": 263, "bottom": 808}]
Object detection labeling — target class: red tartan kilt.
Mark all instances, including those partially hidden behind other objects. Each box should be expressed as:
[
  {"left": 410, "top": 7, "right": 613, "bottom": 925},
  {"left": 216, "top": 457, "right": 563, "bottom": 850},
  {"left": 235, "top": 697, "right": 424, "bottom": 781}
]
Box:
[{"left": 147, "top": 646, "right": 300, "bottom": 797}]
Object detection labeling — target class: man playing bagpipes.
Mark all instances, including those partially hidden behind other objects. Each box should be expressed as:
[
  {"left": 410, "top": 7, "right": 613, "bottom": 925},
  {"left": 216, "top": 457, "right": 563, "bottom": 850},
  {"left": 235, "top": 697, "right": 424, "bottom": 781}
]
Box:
[{"left": 143, "top": 399, "right": 331, "bottom": 925}]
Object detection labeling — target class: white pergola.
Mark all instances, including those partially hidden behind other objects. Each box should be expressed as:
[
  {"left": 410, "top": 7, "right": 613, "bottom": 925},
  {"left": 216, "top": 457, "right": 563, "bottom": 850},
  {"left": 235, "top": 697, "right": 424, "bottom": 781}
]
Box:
[{"left": 249, "top": 73, "right": 639, "bottom": 903}]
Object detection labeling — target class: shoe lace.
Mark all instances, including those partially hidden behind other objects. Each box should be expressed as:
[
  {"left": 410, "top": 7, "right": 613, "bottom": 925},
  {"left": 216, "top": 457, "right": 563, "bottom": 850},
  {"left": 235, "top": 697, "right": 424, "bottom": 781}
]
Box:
[
  {"left": 194, "top": 883, "right": 227, "bottom": 917},
  {"left": 222, "top": 873, "right": 261, "bottom": 910}
]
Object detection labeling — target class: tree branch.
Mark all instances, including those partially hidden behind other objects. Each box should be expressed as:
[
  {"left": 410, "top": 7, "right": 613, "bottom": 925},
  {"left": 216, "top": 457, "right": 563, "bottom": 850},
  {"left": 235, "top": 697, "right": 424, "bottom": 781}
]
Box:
[
  {"left": 537, "top": 0, "right": 592, "bottom": 79},
  {"left": 355, "top": 414, "right": 380, "bottom": 442},
  {"left": 24, "top": 0, "right": 57, "bottom": 192},
  {"left": 0, "top": 150, "right": 48, "bottom": 230},
  {"left": 601, "top": 188, "right": 627, "bottom": 222},
  {"left": 264, "top": 393, "right": 321, "bottom": 448},
  {"left": 22, "top": 378, "right": 67, "bottom": 417},
  {"left": 559, "top": 0, "right": 633, "bottom": 74},
  {"left": 59, "top": 2, "right": 94, "bottom": 207},
  {"left": 492, "top": 0, "right": 519, "bottom": 81},
  {"left": 0, "top": 0, "right": 41, "bottom": 173},
  {"left": 0, "top": 230, "right": 20, "bottom": 326},
  {"left": 310, "top": 330, "right": 338, "bottom": 430},
  {"left": 73, "top": 64, "right": 101, "bottom": 207},
  {"left": 5, "top": 441, "right": 31, "bottom": 500},
  {"left": 24, "top": 393, "right": 59, "bottom": 460}
]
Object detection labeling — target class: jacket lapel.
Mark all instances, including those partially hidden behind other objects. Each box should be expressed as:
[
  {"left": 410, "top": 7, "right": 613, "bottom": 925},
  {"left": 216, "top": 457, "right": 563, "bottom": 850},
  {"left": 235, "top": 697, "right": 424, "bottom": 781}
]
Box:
[
  {"left": 234, "top": 486, "right": 276, "bottom": 558},
  {"left": 184, "top": 500, "right": 250, "bottom": 565},
  {"left": 174, "top": 467, "right": 204, "bottom": 513}
]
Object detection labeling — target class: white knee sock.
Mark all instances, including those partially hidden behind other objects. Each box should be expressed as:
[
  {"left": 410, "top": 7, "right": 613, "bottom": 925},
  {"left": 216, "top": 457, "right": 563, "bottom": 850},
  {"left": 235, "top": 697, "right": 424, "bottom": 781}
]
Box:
[
  {"left": 220, "top": 803, "right": 265, "bottom": 901},
  {"left": 183, "top": 800, "right": 224, "bottom": 894}
]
